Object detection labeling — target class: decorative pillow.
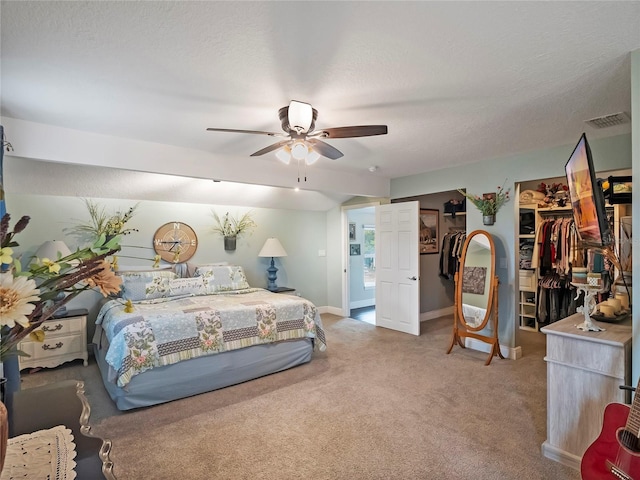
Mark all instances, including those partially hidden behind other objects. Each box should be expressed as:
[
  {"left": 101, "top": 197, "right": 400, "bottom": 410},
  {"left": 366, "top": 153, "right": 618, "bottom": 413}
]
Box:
[
  {"left": 194, "top": 265, "right": 250, "bottom": 293},
  {"left": 168, "top": 277, "right": 207, "bottom": 297},
  {"left": 119, "top": 270, "right": 178, "bottom": 301}
]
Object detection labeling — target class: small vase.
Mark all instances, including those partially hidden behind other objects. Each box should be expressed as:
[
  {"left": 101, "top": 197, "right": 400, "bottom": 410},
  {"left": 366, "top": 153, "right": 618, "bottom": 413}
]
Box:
[
  {"left": 483, "top": 215, "right": 495, "bottom": 226},
  {"left": 224, "top": 236, "right": 237, "bottom": 251}
]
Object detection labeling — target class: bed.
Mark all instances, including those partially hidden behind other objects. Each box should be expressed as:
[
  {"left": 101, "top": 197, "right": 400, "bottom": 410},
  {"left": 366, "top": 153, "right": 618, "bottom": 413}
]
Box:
[{"left": 92, "top": 265, "right": 326, "bottom": 410}]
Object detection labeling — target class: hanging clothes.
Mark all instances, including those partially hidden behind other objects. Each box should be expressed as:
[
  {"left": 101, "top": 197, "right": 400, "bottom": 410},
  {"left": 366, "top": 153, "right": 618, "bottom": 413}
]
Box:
[{"left": 439, "top": 231, "right": 466, "bottom": 280}]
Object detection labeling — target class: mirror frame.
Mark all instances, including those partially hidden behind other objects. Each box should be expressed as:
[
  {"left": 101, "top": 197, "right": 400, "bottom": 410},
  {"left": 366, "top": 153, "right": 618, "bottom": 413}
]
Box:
[
  {"left": 447, "top": 229, "right": 504, "bottom": 365},
  {"left": 455, "top": 230, "right": 496, "bottom": 332}
]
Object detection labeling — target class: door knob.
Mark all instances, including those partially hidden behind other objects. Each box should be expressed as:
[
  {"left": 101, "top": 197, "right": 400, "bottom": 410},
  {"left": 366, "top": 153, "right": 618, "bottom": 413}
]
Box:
[{"left": 408, "top": 276, "right": 417, "bottom": 281}]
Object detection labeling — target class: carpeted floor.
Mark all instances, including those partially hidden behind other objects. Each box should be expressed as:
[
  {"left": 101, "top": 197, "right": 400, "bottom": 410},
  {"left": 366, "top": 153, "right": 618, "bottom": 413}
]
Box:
[{"left": 20, "top": 314, "right": 581, "bottom": 479}]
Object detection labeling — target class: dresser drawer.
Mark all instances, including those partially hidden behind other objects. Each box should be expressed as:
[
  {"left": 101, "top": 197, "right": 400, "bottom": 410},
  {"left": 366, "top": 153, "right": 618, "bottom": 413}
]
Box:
[
  {"left": 20, "top": 333, "right": 84, "bottom": 360},
  {"left": 35, "top": 316, "right": 84, "bottom": 336}
]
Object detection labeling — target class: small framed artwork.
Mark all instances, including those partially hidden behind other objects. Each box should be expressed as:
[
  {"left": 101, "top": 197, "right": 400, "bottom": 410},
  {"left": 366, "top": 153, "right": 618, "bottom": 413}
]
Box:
[
  {"left": 419, "top": 209, "right": 439, "bottom": 255},
  {"left": 350, "top": 244, "right": 361, "bottom": 256},
  {"left": 349, "top": 222, "right": 356, "bottom": 241}
]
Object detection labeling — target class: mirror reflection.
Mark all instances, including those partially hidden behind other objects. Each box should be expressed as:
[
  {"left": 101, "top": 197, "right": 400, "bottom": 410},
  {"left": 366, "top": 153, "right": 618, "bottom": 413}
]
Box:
[{"left": 461, "top": 233, "right": 492, "bottom": 328}]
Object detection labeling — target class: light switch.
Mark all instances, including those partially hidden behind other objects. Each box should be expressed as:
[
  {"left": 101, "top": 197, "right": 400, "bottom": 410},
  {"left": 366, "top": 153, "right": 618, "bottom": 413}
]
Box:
[{"left": 318, "top": 250, "right": 326, "bottom": 257}]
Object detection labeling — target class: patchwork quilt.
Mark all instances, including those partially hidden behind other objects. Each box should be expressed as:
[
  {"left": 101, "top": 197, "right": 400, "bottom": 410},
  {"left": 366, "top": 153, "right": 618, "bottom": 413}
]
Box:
[{"left": 96, "top": 288, "right": 326, "bottom": 387}]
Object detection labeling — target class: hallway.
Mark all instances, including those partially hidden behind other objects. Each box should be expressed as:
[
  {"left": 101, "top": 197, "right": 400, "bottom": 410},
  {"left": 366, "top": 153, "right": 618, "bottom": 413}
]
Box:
[{"left": 350, "top": 306, "right": 375, "bottom": 325}]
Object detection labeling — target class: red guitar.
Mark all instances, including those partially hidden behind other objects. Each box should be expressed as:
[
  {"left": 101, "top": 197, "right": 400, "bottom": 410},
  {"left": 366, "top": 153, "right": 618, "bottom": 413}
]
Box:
[{"left": 581, "top": 387, "right": 640, "bottom": 480}]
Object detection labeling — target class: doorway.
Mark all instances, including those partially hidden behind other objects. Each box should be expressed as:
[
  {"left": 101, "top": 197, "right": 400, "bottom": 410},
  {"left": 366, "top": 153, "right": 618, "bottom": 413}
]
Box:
[{"left": 347, "top": 206, "right": 376, "bottom": 323}]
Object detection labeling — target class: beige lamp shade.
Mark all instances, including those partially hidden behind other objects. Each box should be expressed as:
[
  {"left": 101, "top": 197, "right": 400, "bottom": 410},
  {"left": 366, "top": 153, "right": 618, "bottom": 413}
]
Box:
[
  {"left": 259, "top": 238, "right": 288, "bottom": 258},
  {"left": 35, "top": 240, "right": 72, "bottom": 260},
  {"left": 34, "top": 240, "right": 73, "bottom": 317}
]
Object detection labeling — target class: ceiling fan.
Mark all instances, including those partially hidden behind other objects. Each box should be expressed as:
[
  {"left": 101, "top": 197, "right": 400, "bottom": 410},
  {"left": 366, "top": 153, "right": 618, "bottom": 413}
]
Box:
[{"left": 206, "top": 100, "right": 388, "bottom": 164}]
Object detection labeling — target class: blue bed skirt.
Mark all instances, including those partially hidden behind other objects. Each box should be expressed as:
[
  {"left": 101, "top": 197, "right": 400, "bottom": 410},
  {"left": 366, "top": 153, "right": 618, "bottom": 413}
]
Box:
[{"left": 93, "top": 328, "right": 313, "bottom": 410}]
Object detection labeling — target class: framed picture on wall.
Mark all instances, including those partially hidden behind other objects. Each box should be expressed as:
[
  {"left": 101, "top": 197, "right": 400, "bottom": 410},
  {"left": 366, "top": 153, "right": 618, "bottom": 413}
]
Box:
[
  {"left": 349, "top": 222, "right": 356, "bottom": 241},
  {"left": 350, "top": 244, "right": 361, "bottom": 256},
  {"left": 419, "top": 209, "right": 439, "bottom": 255}
]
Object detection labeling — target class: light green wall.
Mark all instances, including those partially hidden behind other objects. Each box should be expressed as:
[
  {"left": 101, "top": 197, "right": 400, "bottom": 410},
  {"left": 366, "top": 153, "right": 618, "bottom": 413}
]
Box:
[
  {"left": 7, "top": 193, "right": 328, "bottom": 341},
  {"left": 391, "top": 133, "right": 632, "bottom": 349}
]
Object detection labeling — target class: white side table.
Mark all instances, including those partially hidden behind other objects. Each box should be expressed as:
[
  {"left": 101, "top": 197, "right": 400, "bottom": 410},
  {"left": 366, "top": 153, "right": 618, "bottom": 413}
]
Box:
[{"left": 18, "top": 308, "right": 89, "bottom": 370}]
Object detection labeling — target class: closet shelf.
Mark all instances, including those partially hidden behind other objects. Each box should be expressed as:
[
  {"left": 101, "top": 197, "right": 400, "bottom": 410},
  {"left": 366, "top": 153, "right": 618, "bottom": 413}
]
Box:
[{"left": 443, "top": 212, "right": 466, "bottom": 217}]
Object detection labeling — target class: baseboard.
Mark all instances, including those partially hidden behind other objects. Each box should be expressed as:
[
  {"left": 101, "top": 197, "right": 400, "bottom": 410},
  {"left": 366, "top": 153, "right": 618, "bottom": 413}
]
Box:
[
  {"left": 541, "top": 441, "right": 581, "bottom": 471},
  {"left": 420, "top": 306, "right": 454, "bottom": 322},
  {"left": 349, "top": 299, "right": 375, "bottom": 309},
  {"left": 320, "top": 306, "right": 344, "bottom": 316},
  {"left": 464, "top": 337, "right": 521, "bottom": 360}
]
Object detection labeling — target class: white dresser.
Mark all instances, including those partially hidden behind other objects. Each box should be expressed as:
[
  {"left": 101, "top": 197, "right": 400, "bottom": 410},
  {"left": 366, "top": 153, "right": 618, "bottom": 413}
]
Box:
[
  {"left": 541, "top": 313, "right": 632, "bottom": 471},
  {"left": 18, "top": 308, "right": 89, "bottom": 370}
]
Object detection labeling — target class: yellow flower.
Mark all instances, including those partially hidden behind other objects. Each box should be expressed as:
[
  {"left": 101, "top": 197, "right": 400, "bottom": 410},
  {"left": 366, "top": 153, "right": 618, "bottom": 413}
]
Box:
[
  {"left": 41, "top": 257, "right": 61, "bottom": 274},
  {"left": 124, "top": 299, "right": 135, "bottom": 313},
  {"left": 29, "top": 330, "right": 45, "bottom": 342},
  {"left": 0, "top": 247, "right": 14, "bottom": 265},
  {"left": 0, "top": 272, "right": 41, "bottom": 328}
]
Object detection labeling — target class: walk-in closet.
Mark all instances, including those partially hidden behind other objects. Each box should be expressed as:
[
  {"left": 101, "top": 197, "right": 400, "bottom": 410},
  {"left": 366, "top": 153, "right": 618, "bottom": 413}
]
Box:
[{"left": 517, "top": 172, "right": 632, "bottom": 332}]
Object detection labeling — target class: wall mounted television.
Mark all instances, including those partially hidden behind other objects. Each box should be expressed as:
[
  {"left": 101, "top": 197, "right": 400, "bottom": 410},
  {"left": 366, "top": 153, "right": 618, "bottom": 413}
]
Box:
[{"left": 564, "top": 133, "right": 612, "bottom": 248}]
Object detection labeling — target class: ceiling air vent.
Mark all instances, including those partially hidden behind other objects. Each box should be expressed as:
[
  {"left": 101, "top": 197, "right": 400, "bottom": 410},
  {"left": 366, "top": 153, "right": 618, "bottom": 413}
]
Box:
[{"left": 585, "top": 112, "right": 631, "bottom": 129}]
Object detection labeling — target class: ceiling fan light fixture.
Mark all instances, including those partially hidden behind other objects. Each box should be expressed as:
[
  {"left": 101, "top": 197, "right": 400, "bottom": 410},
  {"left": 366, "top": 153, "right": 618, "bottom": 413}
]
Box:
[
  {"left": 288, "top": 100, "right": 313, "bottom": 133},
  {"left": 291, "top": 141, "right": 308, "bottom": 160},
  {"left": 275, "top": 146, "right": 291, "bottom": 164},
  {"left": 306, "top": 150, "right": 320, "bottom": 165}
]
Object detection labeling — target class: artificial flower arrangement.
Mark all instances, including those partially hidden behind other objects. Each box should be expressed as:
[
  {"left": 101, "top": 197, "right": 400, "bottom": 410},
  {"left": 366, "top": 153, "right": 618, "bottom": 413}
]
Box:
[
  {"left": 0, "top": 213, "right": 122, "bottom": 361},
  {"left": 458, "top": 181, "right": 511, "bottom": 216},
  {"left": 66, "top": 199, "right": 140, "bottom": 242},
  {"left": 211, "top": 210, "right": 257, "bottom": 238}
]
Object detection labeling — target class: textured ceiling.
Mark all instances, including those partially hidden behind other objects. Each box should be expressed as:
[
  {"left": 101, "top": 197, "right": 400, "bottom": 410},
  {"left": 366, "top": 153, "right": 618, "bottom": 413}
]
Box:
[{"left": 1, "top": 1, "right": 639, "bottom": 203}]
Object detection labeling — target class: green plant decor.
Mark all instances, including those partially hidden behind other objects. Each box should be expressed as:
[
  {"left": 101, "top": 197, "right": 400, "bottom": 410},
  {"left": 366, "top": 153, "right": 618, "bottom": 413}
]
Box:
[
  {"left": 66, "top": 199, "right": 140, "bottom": 243},
  {"left": 458, "top": 181, "right": 511, "bottom": 216},
  {"left": 211, "top": 211, "right": 257, "bottom": 238}
]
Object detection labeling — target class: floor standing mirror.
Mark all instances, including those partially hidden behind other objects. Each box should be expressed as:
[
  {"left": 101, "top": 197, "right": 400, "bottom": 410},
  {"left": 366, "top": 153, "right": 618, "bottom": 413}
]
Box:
[{"left": 446, "top": 229, "right": 504, "bottom": 365}]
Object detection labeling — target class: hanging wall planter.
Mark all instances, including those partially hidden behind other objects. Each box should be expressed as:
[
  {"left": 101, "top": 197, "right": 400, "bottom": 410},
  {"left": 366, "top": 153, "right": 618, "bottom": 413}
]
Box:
[
  {"left": 224, "top": 235, "right": 237, "bottom": 251},
  {"left": 212, "top": 211, "right": 257, "bottom": 251},
  {"left": 458, "top": 181, "right": 510, "bottom": 226}
]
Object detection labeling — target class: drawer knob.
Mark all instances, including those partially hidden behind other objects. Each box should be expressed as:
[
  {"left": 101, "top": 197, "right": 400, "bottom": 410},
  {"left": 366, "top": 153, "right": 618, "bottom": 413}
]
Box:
[
  {"left": 42, "top": 342, "right": 63, "bottom": 351},
  {"left": 42, "top": 323, "right": 63, "bottom": 332}
]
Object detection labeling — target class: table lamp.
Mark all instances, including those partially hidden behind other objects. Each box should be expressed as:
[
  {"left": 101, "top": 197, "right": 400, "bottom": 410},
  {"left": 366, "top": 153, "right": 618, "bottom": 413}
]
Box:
[
  {"left": 35, "top": 240, "right": 73, "bottom": 317},
  {"left": 258, "top": 238, "right": 287, "bottom": 291}
]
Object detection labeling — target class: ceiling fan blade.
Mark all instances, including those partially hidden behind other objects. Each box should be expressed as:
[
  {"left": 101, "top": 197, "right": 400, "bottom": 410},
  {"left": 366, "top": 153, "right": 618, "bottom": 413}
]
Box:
[
  {"left": 250, "top": 140, "right": 291, "bottom": 157},
  {"left": 207, "top": 127, "right": 284, "bottom": 137},
  {"left": 314, "top": 125, "right": 388, "bottom": 139},
  {"left": 307, "top": 139, "right": 344, "bottom": 160}
]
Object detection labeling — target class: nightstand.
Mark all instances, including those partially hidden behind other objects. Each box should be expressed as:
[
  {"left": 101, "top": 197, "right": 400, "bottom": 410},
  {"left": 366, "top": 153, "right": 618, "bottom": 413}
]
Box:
[{"left": 18, "top": 308, "right": 89, "bottom": 371}]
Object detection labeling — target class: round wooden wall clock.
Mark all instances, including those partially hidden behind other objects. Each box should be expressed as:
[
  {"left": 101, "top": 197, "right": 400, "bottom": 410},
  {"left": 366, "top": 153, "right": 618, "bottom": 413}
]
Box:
[{"left": 153, "top": 222, "right": 198, "bottom": 263}]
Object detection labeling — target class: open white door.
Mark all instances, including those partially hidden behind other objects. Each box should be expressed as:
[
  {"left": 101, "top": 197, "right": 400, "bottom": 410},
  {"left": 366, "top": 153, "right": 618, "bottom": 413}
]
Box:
[{"left": 375, "top": 201, "right": 420, "bottom": 335}]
